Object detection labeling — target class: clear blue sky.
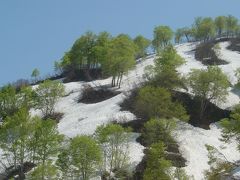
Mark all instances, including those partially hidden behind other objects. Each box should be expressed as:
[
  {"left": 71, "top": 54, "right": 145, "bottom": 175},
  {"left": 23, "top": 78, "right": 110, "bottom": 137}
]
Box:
[{"left": 0, "top": 0, "right": 240, "bottom": 86}]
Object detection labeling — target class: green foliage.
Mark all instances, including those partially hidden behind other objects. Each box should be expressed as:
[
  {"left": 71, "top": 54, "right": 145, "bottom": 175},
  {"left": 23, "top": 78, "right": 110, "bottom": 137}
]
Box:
[
  {"left": 69, "top": 135, "right": 102, "bottom": 180},
  {"left": 204, "top": 162, "right": 233, "bottom": 180},
  {"left": 135, "top": 86, "right": 189, "bottom": 121},
  {"left": 175, "top": 27, "right": 193, "bottom": 43},
  {"left": 95, "top": 123, "right": 132, "bottom": 174},
  {"left": 234, "top": 67, "right": 240, "bottom": 88},
  {"left": 226, "top": 15, "right": 238, "bottom": 37},
  {"left": 0, "top": 108, "right": 35, "bottom": 176},
  {"left": 28, "top": 161, "right": 58, "bottom": 180},
  {"left": 0, "top": 85, "right": 18, "bottom": 119},
  {"left": 144, "top": 46, "right": 185, "bottom": 90},
  {"left": 188, "top": 66, "right": 229, "bottom": 120},
  {"left": 214, "top": 16, "right": 226, "bottom": 37},
  {"left": 35, "top": 80, "right": 65, "bottom": 117},
  {"left": 220, "top": 104, "right": 240, "bottom": 148},
  {"left": 31, "top": 119, "right": 63, "bottom": 179},
  {"left": 192, "top": 17, "right": 216, "bottom": 42},
  {"left": 70, "top": 31, "right": 97, "bottom": 70},
  {"left": 56, "top": 148, "right": 72, "bottom": 179},
  {"left": 143, "top": 142, "right": 172, "bottom": 180},
  {"left": 174, "top": 168, "right": 192, "bottom": 180},
  {"left": 0, "top": 85, "right": 34, "bottom": 119},
  {"left": 31, "top": 68, "right": 40, "bottom": 81},
  {"left": 142, "top": 118, "right": 176, "bottom": 146},
  {"left": 103, "top": 34, "right": 136, "bottom": 87},
  {"left": 152, "top": 26, "right": 173, "bottom": 51},
  {"left": 133, "top": 35, "right": 151, "bottom": 58}
]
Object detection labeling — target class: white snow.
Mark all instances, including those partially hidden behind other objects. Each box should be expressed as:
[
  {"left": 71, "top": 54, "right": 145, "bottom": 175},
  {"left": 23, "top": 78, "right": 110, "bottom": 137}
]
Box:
[
  {"left": 175, "top": 42, "right": 240, "bottom": 179},
  {"left": 3, "top": 41, "right": 240, "bottom": 179},
  {"left": 53, "top": 57, "right": 155, "bottom": 168},
  {"left": 176, "top": 42, "right": 240, "bottom": 109},
  {"left": 175, "top": 122, "right": 240, "bottom": 180}
]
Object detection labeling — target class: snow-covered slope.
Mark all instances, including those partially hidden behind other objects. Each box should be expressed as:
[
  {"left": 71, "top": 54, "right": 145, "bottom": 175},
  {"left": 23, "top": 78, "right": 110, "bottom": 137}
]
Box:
[
  {"left": 176, "top": 42, "right": 240, "bottom": 109},
  {"left": 2, "top": 42, "right": 240, "bottom": 179},
  {"left": 175, "top": 42, "right": 240, "bottom": 179}
]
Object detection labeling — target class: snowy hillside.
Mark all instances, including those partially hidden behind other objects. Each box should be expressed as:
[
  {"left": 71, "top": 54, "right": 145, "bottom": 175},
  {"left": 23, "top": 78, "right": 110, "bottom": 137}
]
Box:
[
  {"left": 50, "top": 42, "right": 240, "bottom": 179},
  {"left": 3, "top": 42, "right": 240, "bottom": 180}
]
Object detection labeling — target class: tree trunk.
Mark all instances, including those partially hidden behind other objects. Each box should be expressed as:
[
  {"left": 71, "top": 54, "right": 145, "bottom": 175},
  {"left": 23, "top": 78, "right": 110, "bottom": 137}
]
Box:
[{"left": 118, "top": 73, "right": 123, "bottom": 89}]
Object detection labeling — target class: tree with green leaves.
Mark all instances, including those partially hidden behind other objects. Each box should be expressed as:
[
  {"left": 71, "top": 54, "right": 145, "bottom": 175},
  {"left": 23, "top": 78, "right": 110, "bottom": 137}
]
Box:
[
  {"left": 214, "top": 16, "right": 226, "bottom": 37},
  {"left": 32, "top": 119, "right": 63, "bottom": 180},
  {"left": 188, "top": 66, "right": 229, "bottom": 121},
  {"left": 226, "top": 15, "right": 238, "bottom": 37},
  {"left": 152, "top": 26, "right": 173, "bottom": 51},
  {"left": 0, "top": 108, "right": 36, "bottom": 179},
  {"left": 133, "top": 35, "right": 151, "bottom": 59},
  {"left": 0, "top": 85, "right": 18, "bottom": 119},
  {"left": 220, "top": 104, "right": 240, "bottom": 148},
  {"left": 143, "top": 142, "right": 172, "bottom": 180},
  {"left": 174, "top": 168, "right": 192, "bottom": 180},
  {"left": 103, "top": 34, "right": 136, "bottom": 88},
  {"left": 68, "top": 135, "right": 102, "bottom": 180},
  {"left": 28, "top": 161, "right": 58, "bottom": 180},
  {"left": 142, "top": 118, "right": 176, "bottom": 146},
  {"left": 135, "top": 86, "right": 189, "bottom": 121},
  {"left": 145, "top": 46, "right": 186, "bottom": 90},
  {"left": 31, "top": 68, "right": 40, "bottom": 83},
  {"left": 95, "top": 123, "right": 132, "bottom": 176},
  {"left": 192, "top": 17, "right": 216, "bottom": 42},
  {"left": 35, "top": 80, "right": 65, "bottom": 118},
  {"left": 56, "top": 148, "right": 73, "bottom": 179},
  {"left": 0, "top": 85, "right": 34, "bottom": 120},
  {"left": 175, "top": 27, "right": 193, "bottom": 43}
]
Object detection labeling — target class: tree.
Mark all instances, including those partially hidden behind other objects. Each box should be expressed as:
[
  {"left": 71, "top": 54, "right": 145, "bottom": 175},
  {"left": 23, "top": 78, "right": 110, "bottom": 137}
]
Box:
[
  {"left": 192, "top": 17, "right": 216, "bottom": 42},
  {"left": 175, "top": 28, "right": 184, "bottom": 44},
  {"left": 70, "top": 31, "right": 97, "bottom": 70},
  {"left": 220, "top": 104, "right": 240, "bottom": 147},
  {"left": 146, "top": 46, "right": 185, "bottom": 90},
  {"left": 175, "top": 27, "right": 193, "bottom": 43},
  {"left": 0, "top": 85, "right": 34, "bottom": 120},
  {"left": 35, "top": 80, "right": 65, "bottom": 118},
  {"left": 188, "top": 66, "right": 229, "bottom": 121},
  {"left": 95, "top": 123, "right": 132, "bottom": 175},
  {"left": 214, "top": 16, "right": 226, "bottom": 37},
  {"left": 56, "top": 148, "right": 73, "bottom": 179},
  {"left": 143, "top": 142, "right": 172, "bottom": 180},
  {"left": 142, "top": 118, "right": 176, "bottom": 146},
  {"left": 31, "top": 68, "right": 40, "bottom": 83},
  {"left": 0, "top": 85, "right": 18, "bottom": 119},
  {"left": 133, "top": 35, "right": 151, "bottom": 59},
  {"left": 152, "top": 26, "right": 173, "bottom": 51},
  {"left": 0, "top": 108, "right": 36, "bottom": 179},
  {"left": 174, "top": 168, "right": 192, "bottom": 180},
  {"left": 32, "top": 119, "right": 63, "bottom": 180},
  {"left": 28, "top": 161, "right": 58, "bottom": 180},
  {"left": 69, "top": 135, "right": 102, "bottom": 180},
  {"left": 135, "top": 86, "right": 189, "bottom": 121},
  {"left": 103, "top": 34, "right": 136, "bottom": 88},
  {"left": 226, "top": 15, "right": 238, "bottom": 37}
]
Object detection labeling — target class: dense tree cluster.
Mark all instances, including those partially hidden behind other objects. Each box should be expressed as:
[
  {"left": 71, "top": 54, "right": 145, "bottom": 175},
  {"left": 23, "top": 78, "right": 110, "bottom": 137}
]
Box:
[
  {"left": 56, "top": 32, "right": 150, "bottom": 87},
  {"left": 175, "top": 15, "right": 240, "bottom": 43}
]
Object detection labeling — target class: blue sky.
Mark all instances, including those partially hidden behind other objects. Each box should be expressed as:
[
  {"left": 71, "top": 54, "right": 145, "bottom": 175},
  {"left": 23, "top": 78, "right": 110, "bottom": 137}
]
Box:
[{"left": 0, "top": 0, "right": 240, "bottom": 86}]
